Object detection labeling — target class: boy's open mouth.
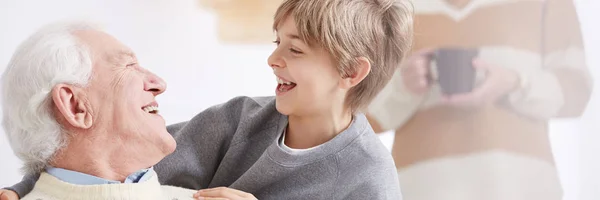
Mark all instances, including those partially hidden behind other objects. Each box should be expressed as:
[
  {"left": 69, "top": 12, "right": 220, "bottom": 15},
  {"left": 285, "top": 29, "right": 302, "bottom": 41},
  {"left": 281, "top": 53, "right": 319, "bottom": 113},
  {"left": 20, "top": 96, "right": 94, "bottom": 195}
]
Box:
[{"left": 276, "top": 77, "right": 297, "bottom": 93}]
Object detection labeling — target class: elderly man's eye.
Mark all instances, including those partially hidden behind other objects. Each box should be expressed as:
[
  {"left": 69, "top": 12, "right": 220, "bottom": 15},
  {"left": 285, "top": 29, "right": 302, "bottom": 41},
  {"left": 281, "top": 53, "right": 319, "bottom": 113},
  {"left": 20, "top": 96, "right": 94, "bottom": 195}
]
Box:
[{"left": 126, "top": 63, "right": 137, "bottom": 67}]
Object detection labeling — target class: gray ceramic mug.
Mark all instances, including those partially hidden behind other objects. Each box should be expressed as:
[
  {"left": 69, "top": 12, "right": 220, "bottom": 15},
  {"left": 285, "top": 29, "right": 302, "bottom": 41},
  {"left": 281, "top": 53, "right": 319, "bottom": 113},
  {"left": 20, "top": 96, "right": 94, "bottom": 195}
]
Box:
[{"left": 429, "top": 47, "right": 479, "bottom": 95}]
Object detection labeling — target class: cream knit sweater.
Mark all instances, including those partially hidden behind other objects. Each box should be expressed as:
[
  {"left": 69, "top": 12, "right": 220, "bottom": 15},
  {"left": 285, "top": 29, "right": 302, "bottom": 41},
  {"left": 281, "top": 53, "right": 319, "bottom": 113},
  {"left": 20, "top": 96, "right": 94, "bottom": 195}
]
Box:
[{"left": 22, "top": 171, "right": 196, "bottom": 200}]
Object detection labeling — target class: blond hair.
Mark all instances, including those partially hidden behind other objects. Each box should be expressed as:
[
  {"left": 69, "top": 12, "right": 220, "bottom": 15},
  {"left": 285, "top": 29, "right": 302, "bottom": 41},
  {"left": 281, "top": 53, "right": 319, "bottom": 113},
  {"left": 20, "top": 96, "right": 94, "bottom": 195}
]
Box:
[{"left": 273, "top": 0, "right": 413, "bottom": 112}]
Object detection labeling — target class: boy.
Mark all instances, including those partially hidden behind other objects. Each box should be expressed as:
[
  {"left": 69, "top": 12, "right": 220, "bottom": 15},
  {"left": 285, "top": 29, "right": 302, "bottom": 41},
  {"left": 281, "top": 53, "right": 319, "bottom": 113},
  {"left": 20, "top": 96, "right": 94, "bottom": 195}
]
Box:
[{"left": 3, "top": 0, "right": 413, "bottom": 199}]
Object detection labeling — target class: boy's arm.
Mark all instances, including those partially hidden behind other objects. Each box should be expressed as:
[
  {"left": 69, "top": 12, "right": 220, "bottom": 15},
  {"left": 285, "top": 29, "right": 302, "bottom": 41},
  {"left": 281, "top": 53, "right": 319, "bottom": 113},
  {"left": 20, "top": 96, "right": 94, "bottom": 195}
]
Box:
[
  {"left": 342, "top": 176, "right": 402, "bottom": 200},
  {"left": 2, "top": 173, "right": 39, "bottom": 199},
  {"left": 154, "top": 96, "right": 277, "bottom": 189},
  {"left": 336, "top": 156, "right": 403, "bottom": 200},
  {"left": 335, "top": 139, "right": 403, "bottom": 200}
]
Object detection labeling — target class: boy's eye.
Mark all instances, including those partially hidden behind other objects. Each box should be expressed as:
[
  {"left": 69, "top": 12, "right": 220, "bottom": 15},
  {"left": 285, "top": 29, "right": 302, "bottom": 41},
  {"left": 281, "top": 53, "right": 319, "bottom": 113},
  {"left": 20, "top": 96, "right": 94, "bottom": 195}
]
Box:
[
  {"left": 273, "top": 40, "right": 280, "bottom": 45},
  {"left": 289, "top": 48, "right": 303, "bottom": 54}
]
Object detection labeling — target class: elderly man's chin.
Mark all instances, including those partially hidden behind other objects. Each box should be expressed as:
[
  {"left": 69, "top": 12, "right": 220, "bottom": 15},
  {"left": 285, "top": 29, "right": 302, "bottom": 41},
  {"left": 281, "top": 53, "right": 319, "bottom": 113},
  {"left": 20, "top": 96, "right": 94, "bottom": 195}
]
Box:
[
  {"left": 144, "top": 114, "right": 177, "bottom": 156},
  {"left": 160, "top": 129, "right": 177, "bottom": 155},
  {"left": 156, "top": 124, "right": 177, "bottom": 156},
  {"left": 146, "top": 130, "right": 177, "bottom": 166}
]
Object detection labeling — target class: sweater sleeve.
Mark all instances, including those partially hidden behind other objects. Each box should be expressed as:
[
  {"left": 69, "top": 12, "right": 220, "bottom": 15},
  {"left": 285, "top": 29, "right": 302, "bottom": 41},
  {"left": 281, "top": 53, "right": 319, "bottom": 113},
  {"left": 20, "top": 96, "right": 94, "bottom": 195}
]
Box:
[
  {"left": 340, "top": 171, "right": 403, "bottom": 200},
  {"left": 3, "top": 173, "right": 39, "bottom": 198},
  {"left": 506, "top": 0, "right": 592, "bottom": 119},
  {"left": 153, "top": 96, "right": 277, "bottom": 189},
  {"left": 333, "top": 135, "right": 403, "bottom": 200},
  {"left": 160, "top": 185, "right": 198, "bottom": 199}
]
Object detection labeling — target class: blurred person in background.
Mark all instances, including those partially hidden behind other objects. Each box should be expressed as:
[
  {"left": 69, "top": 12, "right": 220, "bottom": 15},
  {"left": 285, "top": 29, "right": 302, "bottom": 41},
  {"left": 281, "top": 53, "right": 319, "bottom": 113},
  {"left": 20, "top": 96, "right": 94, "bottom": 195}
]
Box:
[{"left": 367, "top": 0, "right": 593, "bottom": 199}]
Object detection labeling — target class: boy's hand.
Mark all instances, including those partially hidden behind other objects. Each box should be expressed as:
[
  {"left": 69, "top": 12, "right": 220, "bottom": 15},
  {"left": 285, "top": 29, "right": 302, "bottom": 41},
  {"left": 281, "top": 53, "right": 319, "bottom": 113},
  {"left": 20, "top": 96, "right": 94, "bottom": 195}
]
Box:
[
  {"left": 0, "top": 189, "right": 19, "bottom": 200},
  {"left": 193, "top": 187, "right": 257, "bottom": 200}
]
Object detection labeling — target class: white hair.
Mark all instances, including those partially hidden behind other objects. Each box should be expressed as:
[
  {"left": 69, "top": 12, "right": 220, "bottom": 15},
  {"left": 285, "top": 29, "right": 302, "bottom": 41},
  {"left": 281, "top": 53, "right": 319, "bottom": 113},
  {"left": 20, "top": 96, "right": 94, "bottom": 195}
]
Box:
[{"left": 1, "top": 21, "right": 101, "bottom": 174}]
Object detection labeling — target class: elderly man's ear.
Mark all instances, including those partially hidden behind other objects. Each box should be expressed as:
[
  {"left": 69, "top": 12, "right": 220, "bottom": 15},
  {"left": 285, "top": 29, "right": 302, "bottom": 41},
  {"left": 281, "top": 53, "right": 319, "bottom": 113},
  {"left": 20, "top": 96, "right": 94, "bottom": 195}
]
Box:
[{"left": 51, "top": 84, "right": 93, "bottom": 129}]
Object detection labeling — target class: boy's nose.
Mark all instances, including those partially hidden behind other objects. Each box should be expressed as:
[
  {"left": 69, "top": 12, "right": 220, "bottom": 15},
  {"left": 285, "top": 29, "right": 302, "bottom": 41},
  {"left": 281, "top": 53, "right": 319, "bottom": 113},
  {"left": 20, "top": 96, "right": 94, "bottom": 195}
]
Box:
[{"left": 268, "top": 50, "right": 285, "bottom": 69}]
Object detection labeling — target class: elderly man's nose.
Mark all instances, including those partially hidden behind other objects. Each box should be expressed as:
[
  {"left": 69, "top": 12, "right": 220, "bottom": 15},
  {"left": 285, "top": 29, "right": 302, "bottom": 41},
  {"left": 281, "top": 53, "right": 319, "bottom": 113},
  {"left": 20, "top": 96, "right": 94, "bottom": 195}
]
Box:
[{"left": 144, "top": 72, "right": 166, "bottom": 96}]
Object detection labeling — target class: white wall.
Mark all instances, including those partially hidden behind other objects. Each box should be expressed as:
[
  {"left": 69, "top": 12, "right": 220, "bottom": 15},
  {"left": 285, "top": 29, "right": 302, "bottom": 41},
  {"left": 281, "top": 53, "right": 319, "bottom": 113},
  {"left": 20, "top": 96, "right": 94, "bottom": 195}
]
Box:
[
  {"left": 572, "top": 1, "right": 600, "bottom": 200},
  {"left": 0, "top": 1, "right": 598, "bottom": 200}
]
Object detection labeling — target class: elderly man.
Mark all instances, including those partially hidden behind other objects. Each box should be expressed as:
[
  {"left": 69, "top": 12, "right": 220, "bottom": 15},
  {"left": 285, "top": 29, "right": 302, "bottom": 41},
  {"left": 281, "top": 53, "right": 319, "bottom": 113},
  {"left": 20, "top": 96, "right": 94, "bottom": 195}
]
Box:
[{"left": 0, "top": 22, "right": 257, "bottom": 200}]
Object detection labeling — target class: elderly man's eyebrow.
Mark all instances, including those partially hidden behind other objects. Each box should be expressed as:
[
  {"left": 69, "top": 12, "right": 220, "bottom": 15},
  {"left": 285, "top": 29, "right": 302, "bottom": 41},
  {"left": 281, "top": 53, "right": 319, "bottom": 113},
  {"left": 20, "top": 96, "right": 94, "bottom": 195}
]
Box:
[{"left": 107, "top": 51, "right": 137, "bottom": 64}]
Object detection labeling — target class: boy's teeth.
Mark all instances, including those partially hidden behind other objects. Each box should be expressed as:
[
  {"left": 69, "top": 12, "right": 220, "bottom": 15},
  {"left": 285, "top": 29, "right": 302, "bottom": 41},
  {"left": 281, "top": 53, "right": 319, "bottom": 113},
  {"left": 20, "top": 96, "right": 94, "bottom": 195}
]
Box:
[{"left": 276, "top": 77, "right": 294, "bottom": 85}]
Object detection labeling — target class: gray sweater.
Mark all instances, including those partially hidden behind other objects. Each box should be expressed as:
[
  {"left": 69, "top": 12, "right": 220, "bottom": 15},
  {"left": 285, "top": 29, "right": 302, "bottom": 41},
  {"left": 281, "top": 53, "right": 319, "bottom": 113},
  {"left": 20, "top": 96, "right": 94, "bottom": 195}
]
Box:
[{"left": 8, "top": 96, "right": 402, "bottom": 199}]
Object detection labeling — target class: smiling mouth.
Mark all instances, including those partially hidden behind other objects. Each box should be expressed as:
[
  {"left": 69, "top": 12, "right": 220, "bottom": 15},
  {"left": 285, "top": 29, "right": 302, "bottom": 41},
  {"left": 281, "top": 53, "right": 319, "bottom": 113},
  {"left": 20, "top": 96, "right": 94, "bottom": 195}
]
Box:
[
  {"left": 276, "top": 77, "right": 297, "bottom": 92},
  {"left": 142, "top": 104, "right": 159, "bottom": 114}
]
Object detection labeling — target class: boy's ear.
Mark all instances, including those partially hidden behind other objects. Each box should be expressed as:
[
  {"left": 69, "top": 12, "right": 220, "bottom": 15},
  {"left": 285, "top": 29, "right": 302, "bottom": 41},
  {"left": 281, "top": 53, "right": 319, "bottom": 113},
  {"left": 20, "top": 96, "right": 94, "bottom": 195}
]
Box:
[
  {"left": 51, "top": 84, "right": 93, "bottom": 129},
  {"left": 340, "top": 57, "right": 371, "bottom": 89}
]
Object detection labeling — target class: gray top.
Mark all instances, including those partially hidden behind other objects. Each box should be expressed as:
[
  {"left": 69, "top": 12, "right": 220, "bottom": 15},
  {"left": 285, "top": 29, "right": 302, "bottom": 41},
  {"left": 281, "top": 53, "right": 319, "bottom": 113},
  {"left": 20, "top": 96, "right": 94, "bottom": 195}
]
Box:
[{"left": 7, "top": 96, "right": 402, "bottom": 200}]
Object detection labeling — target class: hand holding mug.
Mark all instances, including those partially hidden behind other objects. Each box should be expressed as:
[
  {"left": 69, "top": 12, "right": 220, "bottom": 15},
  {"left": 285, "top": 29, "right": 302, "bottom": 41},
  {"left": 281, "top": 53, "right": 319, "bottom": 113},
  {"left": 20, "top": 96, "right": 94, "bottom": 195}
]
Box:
[
  {"left": 441, "top": 58, "right": 520, "bottom": 108},
  {"left": 400, "top": 48, "right": 436, "bottom": 95}
]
